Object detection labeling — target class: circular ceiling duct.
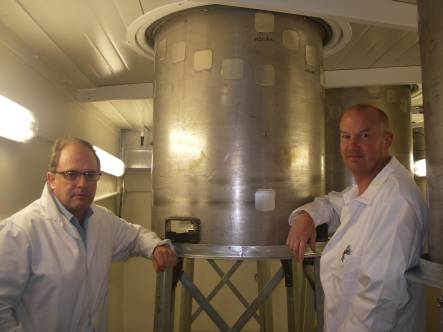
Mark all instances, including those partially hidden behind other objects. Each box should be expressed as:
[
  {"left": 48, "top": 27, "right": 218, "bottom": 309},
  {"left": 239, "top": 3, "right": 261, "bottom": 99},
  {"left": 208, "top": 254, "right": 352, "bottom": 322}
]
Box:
[{"left": 126, "top": 4, "right": 352, "bottom": 60}]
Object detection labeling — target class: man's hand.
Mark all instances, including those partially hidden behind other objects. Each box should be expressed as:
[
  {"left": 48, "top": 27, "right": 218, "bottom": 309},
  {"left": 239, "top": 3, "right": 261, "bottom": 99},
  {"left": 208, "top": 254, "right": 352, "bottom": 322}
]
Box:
[
  {"left": 286, "top": 211, "right": 316, "bottom": 262},
  {"left": 152, "top": 245, "right": 177, "bottom": 272}
]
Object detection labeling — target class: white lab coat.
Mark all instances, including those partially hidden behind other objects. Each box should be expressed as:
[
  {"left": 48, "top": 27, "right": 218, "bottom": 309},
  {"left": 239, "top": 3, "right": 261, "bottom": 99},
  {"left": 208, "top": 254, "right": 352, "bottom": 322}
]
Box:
[
  {"left": 290, "top": 157, "right": 426, "bottom": 331},
  {"left": 0, "top": 184, "right": 169, "bottom": 332}
]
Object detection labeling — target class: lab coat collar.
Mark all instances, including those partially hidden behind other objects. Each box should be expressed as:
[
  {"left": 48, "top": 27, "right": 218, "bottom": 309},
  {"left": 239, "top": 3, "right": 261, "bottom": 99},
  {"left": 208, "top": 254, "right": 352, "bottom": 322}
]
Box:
[
  {"left": 41, "top": 183, "right": 64, "bottom": 221},
  {"left": 344, "top": 156, "right": 397, "bottom": 206}
]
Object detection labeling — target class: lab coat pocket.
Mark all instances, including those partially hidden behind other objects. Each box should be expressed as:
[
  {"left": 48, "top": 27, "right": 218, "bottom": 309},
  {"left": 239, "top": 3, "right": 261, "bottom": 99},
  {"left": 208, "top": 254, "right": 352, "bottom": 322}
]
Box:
[
  {"left": 328, "top": 255, "right": 362, "bottom": 324},
  {"left": 342, "top": 254, "right": 362, "bottom": 280},
  {"left": 342, "top": 255, "right": 362, "bottom": 304}
]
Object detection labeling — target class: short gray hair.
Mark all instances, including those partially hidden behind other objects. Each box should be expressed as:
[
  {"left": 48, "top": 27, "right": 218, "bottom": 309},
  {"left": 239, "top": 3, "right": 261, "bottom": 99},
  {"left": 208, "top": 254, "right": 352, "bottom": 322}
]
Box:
[
  {"left": 48, "top": 137, "right": 101, "bottom": 172},
  {"left": 343, "top": 103, "right": 391, "bottom": 131}
]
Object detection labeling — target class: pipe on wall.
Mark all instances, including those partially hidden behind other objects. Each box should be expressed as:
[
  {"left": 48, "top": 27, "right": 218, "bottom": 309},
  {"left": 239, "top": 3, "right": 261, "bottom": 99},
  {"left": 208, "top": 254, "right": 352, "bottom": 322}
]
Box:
[{"left": 417, "top": 0, "right": 443, "bottom": 264}]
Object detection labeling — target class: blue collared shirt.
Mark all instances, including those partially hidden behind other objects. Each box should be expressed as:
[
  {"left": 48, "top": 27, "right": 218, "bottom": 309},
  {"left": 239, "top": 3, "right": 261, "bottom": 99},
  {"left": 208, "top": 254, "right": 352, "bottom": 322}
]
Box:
[
  {"left": 51, "top": 194, "right": 93, "bottom": 247},
  {"left": 50, "top": 192, "right": 95, "bottom": 331}
]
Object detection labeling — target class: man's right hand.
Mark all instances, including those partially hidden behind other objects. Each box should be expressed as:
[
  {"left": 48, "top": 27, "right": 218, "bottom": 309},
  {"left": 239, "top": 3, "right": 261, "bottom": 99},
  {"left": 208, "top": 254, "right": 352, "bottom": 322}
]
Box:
[
  {"left": 152, "top": 245, "right": 177, "bottom": 272},
  {"left": 286, "top": 211, "right": 317, "bottom": 263}
]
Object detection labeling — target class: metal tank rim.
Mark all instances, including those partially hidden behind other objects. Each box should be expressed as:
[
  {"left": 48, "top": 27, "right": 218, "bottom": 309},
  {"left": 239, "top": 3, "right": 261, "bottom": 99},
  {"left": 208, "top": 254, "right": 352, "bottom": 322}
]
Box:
[
  {"left": 173, "top": 243, "right": 326, "bottom": 259},
  {"left": 126, "top": 2, "right": 352, "bottom": 59}
]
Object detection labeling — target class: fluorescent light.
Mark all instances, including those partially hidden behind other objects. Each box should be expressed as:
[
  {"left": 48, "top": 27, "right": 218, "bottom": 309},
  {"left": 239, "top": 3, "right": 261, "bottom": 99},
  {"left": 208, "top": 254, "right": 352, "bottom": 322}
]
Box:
[
  {"left": 414, "top": 158, "right": 426, "bottom": 177},
  {"left": 93, "top": 146, "right": 125, "bottom": 177},
  {"left": 0, "top": 95, "right": 38, "bottom": 142}
]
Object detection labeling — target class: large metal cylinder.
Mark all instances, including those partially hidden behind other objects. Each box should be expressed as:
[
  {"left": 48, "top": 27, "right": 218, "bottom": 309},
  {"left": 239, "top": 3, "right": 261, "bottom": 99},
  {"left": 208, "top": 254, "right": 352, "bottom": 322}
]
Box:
[
  {"left": 418, "top": 0, "right": 443, "bottom": 264},
  {"left": 150, "top": 6, "right": 326, "bottom": 245},
  {"left": 325, "top": 86, "right": 412, "bottom": 192}
]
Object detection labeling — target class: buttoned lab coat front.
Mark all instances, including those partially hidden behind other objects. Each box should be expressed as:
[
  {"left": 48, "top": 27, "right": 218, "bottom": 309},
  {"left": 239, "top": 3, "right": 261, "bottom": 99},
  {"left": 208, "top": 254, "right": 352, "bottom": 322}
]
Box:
[
  {"left": 0, "top": 184, "right": 169, "bottom": 332},
  {"left": 290, "top": 157, "right": 426, "bottom": 331}
]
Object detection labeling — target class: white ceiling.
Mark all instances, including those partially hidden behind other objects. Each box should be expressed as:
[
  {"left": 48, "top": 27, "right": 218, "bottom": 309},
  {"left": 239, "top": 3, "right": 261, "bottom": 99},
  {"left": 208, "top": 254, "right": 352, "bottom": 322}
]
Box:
[{"left": 0, "top": 0, "right": 421, "bottom": 131}]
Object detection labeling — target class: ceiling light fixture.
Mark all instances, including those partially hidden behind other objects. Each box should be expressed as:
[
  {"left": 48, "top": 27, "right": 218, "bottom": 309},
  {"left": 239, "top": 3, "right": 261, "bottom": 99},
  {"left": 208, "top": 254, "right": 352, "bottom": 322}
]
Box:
[
  {"left": 94, "top": 146, "right": 125, "bottom": 177},
  {"left": 0, "top": 95, "right": 38, "bottom": 143}
]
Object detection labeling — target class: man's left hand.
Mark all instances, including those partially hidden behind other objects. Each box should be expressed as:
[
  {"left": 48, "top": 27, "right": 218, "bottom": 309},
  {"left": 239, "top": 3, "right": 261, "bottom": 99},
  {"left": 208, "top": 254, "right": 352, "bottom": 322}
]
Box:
[{"left": 152, "top": 245, "right": 177, "bottom": 272}]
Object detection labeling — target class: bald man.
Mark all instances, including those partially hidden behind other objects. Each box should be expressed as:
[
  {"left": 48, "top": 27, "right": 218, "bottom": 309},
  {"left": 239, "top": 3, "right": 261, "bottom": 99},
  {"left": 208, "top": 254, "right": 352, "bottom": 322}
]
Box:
[{"left": 286, "top": 104, "right": 426, "bottom": 331}]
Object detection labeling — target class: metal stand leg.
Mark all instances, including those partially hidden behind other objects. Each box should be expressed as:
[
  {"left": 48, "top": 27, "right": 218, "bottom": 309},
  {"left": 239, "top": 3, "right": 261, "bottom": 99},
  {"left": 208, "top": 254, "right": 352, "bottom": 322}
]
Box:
[
  {"left": 281, "top": 259, "right": 295, "bottom": 332},
  {"left": 292, "top": 260, "right": 306, "bottom": 332},
  {"left": 314, "top": 257, "right": 324, "bottom": 332},
  {"left": 439, "top": 290, "right": 443, "bottom": 332},
  {"left": 153, "top": 267, "right": 174, "bottom": 332},
  {"left": 257, "top": 261, "right": 274, "bottom": 332},
  {"left": 179, "top": 258, "right": 194, "bottom": 332}
]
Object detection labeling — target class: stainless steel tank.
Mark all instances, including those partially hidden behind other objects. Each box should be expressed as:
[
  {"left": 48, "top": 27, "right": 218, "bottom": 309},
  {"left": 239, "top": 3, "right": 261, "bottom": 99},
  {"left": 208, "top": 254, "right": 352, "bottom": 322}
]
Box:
[
  {"left": 148, "top": 6, "right": 327, "bottom": 245},
  {"left": 325, "top": 86, "right": 413, "bottom": 192}
]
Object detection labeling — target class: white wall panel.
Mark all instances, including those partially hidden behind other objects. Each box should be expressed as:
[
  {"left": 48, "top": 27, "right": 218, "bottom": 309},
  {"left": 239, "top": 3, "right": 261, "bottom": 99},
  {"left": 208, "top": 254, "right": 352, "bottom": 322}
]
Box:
[{"left": 0, "top": 26, "right": 120, "bottom": 219}]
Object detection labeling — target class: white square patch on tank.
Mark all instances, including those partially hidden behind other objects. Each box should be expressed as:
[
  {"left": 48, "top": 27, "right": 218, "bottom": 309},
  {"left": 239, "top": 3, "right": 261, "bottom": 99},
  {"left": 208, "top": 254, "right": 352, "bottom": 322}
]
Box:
[
  {"left": 255, "top": 12, "right": 274, "bottom": 32},
  {"left": 221, "top": 58, "right": 244, "bottom": 80},
  {"left": 254, "top": 64, "right": 275, "bottom": 86},
  {"left": 282, "top": 30, "right": 300, "bottom": 51},
  {"left": 171, "top": 41, "right": 186, "bottom": 64},
  {"left": 194, "top": 49, "right": 213, "bottom": 71},
  {"left": 255, "top": 189, "right": 276, "bottom": 211}
]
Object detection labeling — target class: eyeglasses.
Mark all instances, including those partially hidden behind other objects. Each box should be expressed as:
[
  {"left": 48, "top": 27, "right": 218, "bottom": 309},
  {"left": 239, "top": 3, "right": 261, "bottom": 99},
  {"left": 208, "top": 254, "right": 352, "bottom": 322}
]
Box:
[{"left": 54, "top": 170, "right": 102, "bottom": 182}]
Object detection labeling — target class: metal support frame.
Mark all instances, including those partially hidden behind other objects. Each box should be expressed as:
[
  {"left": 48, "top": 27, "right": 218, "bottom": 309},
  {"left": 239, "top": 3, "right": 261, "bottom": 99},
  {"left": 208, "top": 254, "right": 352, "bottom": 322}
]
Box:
[
  {"left": 406, "top": 255, "right": 443, "bottom": 290},
  {"left": 191, "top": 260, "right": 248, "bottom": 322},
  {"left": 210, "top": 259, "right": 262, "bottom": 323},
  {"left": 406, "top": 255, "right": 443, "bottom": 332},
  {"left": 180, "top": 272, "right": 230, "bottom": 331},
  {"left": 230, "top": 266, "right": 284, "bottom": 331},
  {"left": 154, "top": 244, "right": 324, "bottom": 332}
]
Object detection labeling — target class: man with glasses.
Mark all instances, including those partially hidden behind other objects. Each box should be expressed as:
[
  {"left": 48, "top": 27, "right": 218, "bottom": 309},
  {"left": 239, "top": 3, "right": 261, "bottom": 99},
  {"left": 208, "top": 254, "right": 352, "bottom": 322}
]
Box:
[{"left": 0, "top": 137, "right": 176, "bottom": 332}]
